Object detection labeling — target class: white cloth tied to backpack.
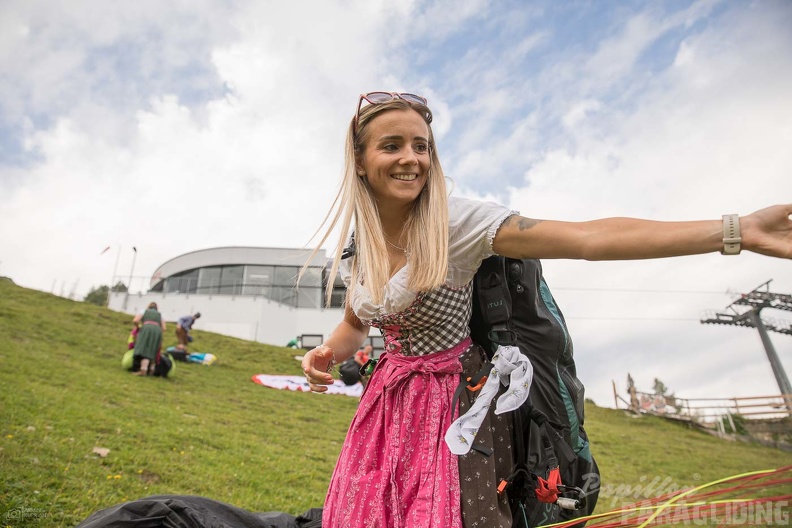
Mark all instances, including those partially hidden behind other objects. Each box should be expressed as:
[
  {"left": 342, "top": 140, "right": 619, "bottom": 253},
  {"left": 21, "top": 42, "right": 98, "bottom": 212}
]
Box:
[{"left": 444, "top": 344, "right": 533, "bottom": 455}]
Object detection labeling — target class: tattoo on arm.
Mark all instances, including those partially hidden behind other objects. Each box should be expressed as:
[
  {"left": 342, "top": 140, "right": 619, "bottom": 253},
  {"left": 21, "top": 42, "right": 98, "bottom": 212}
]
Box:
[{"left": 506, "top": 215, "right": 543, "bottom": 231}]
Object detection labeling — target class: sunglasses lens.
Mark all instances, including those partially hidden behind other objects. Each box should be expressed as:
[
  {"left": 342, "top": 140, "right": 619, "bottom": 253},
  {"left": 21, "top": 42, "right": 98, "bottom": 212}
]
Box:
[
  {"left": 400, "top": 93, "right": 427, "bottom": 106},
  {"left": 366, "top": 92, "right": 396, "bottom": 103}
]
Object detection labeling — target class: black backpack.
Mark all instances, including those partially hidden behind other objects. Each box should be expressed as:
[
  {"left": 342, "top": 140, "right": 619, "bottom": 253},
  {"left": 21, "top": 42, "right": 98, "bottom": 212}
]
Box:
[
  {"left": 153, "top": 351, "right": 174, "bottom": 378},
  {"left": 338, "top": 357, "right": 362, "bottom": 386},
  {"left": 467, "top": 256, "right": 600, "bottom": 527}
]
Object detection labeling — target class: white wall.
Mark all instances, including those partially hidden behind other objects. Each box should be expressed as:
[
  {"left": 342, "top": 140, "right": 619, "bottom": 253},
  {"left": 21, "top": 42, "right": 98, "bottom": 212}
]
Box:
[{"left": 108, "top": 291, "right": 352, "bottom": 347}]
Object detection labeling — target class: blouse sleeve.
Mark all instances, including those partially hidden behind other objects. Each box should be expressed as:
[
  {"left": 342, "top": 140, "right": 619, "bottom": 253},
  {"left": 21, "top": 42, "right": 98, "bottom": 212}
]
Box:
[{"left": 447, "top": 196, "right": 518, "bottom": 286}]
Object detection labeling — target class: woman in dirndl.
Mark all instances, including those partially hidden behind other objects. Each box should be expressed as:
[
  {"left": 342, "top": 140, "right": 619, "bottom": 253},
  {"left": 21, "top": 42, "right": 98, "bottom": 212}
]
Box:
[
  {"left": 301, "top": 92, "right": 792, "bottom": 528},
  {"left": 132, "top": 302, "right": 166, "bottom": 376}
]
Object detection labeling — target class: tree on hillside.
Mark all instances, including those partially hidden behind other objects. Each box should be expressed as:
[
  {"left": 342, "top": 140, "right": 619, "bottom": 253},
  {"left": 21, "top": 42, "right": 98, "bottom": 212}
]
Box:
[
  {"left": 84, "top": 285, "right": 109, "bottom": 306},
  {"left": 653, "top": 377, "right": 682, "bottom": 414},
  {"left": 84, "top": 282, "right": 128, "bottom": 306}
]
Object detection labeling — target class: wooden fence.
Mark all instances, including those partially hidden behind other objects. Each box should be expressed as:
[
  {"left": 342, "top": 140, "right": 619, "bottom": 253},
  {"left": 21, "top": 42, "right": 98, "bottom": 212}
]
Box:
[{"left": 612, "top": 382, "right": 792, "bottom": 423}]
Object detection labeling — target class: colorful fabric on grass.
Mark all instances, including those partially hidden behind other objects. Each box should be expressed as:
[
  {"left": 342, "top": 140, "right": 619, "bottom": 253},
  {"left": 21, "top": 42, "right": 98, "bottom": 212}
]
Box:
[{"left": 251, "top": 374, "right": 364, "bottom": 397}]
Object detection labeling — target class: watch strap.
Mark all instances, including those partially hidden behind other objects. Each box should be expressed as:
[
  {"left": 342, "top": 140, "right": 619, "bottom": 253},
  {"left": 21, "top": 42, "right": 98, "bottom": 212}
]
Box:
[{"left": 721, "top": 214, "right": 741, "bottom": 255}]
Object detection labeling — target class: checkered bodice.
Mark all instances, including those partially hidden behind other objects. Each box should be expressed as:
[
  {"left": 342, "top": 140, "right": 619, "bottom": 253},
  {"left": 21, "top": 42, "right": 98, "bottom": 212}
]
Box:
[{"left": 366, "top": 282, "right": 473, "bottom": 357}]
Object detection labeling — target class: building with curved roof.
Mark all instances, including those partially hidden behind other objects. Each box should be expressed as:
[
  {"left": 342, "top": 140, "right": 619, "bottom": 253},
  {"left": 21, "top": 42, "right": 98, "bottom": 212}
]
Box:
[
  {"left": 147, "top": 246, "right": 346, "bottom": 308},
  {"left": 107, "top": 246, "right": 370, "bottom": 349}
]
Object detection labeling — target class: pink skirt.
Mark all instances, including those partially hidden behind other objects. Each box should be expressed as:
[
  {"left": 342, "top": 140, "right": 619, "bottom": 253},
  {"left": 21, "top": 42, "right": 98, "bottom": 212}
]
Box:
[{"left": 322, "top": 338, "right": 471, "bottom": 528}]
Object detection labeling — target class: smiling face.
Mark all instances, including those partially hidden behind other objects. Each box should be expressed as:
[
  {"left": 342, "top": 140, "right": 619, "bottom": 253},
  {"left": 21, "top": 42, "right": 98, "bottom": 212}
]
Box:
[{"left": 357, "top": 108, "right": 431, "bottom": 216}]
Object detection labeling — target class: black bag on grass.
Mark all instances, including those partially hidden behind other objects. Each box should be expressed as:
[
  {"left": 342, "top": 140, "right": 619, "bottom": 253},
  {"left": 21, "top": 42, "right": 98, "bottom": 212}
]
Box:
[
  {"left": 339, "top": 357, "right": 362, "bottom": 386},
  {"left": 153, "top": 351, "right": 174, "bottom": 378},
  {"left": 467, "top": 256, "right": 600, "bottom": 527}
]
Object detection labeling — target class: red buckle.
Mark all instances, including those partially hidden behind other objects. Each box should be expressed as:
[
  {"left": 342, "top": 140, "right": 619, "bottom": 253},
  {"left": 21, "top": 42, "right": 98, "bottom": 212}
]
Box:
[
  {"left": 497, "top": 479, "right": 509, "bottom": 496},
  {"left": 535, "top": 467, "right": 561, "bottom": 503},
  {"left": 467, "top": 375, "right": 488, "bottom": 392}
]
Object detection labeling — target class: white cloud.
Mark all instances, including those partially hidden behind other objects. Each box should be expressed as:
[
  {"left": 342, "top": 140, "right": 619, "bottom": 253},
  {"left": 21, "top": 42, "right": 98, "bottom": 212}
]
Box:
[
  {"left": 562, "top": 99, "right": 602, "bottom": 130},
  {"left": 0, "top": 0, "right": 448, "bottom": 295},
  {"left": 584, "top": 1, "right": 719, "bottom": 91},
  {"left": 500, "top": 4, "right": 792, "bottom": 406}
]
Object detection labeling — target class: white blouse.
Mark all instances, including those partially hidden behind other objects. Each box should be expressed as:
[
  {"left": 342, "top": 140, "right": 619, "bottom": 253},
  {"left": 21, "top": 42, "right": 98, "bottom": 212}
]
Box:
[{"left": 342, "top": 196, "right": 517, "bottom": 323}]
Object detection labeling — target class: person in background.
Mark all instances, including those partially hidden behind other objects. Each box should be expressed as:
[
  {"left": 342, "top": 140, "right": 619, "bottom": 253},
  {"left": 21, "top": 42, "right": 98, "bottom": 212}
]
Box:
[
  {"left": 131, "top": 302, "right": 166, "bottom": 376},
  {"left": 175, "top": 312, "right": 201, "bottom": 352},
  {"left": 300, "top": 91, "right": 792, "bottom": 528},
  {"left": 354, "top": 344, "right": 373, "bottom": 388},
  {"left": 127, "top": 322, "right": 140, "bottom": 351},
  {"left": 355, "top": 344, "right": 373, "bottom": 365}
]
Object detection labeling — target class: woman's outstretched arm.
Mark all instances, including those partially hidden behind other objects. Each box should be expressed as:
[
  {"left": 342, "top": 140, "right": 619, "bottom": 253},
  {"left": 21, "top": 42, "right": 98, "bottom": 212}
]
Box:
[{"left": 492, "top": 204, "right": 792, "bottom": 261}]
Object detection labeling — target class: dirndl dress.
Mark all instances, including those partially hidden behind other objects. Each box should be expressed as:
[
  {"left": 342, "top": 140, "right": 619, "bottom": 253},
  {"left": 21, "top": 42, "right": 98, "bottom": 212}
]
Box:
[
  {"left": 134, "top": 308, "right": 163, "bottom": 362},
  {"left": 322, "top": 284, "right": 515, "bottom": 528}
]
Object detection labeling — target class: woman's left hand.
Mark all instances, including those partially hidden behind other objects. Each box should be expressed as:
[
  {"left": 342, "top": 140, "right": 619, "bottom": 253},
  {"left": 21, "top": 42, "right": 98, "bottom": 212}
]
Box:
[{"left": 301, "top": 345, "right": 336, "bottom": 393}]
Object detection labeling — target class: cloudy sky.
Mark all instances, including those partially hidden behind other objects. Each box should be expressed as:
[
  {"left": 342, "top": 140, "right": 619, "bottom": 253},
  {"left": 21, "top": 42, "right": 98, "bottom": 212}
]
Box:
[{"left": 1, "top": 0, "right": 790, "bottom": 407}]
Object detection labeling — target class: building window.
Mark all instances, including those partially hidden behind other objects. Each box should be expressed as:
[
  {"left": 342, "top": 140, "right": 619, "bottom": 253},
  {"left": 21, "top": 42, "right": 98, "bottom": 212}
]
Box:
[
  {"left": 244, "top": 265, "right": 274, "bottom": 296},
  {"left": 322, "top": 269, "right": 347, "bottom": 308},
  {"left": 219, "top": 265, "right": 244, "bottom": 295},
  {"left": 273, "top": 266, "right": 300, "bottom": 287},
  {"left": 164, "top": 269, "right": 198, "bottom": 293},
  {"left": 198, "top": 267, "right": 221, "bottom": 294},
  {"left": 296, "top": 267, "right": 322, "bottom": 308},
  {"left": 329, "top": 286, "right": 346, "bottom": 308}
]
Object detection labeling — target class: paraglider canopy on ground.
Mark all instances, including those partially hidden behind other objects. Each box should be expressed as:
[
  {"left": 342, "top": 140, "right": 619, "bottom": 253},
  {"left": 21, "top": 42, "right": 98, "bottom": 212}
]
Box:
[{"left": 75, "top": 495, "right": 322, "bottom": 528}]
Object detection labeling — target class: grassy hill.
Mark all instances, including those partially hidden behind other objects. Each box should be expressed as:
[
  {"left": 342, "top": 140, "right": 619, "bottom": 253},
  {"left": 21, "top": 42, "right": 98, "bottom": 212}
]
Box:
[{"left": 1, "top": 277, "right": 790, "bottom": 527}]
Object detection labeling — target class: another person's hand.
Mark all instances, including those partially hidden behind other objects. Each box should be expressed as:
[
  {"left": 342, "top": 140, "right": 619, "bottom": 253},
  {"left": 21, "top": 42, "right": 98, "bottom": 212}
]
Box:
[
  {"left": 301, "top": 345, "right": 336, "bottom": 393},
  {"left": 742, "top": 205, "right": 792, "bottom": 259}
]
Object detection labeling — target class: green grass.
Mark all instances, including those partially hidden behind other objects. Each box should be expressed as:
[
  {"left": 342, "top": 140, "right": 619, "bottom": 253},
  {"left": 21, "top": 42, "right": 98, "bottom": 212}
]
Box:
[{"left": 1, "top": 277, "right": 790, "bottom": 527}]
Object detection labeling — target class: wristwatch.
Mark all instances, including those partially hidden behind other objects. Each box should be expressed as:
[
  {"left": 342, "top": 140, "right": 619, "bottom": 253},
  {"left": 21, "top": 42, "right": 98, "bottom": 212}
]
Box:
[{"left": 721, "top": 214, "right": 741, "bottom": 255}]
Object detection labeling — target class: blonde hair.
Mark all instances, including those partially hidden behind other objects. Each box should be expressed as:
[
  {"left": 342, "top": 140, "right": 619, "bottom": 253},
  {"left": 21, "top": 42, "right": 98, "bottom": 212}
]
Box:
[{"left": 304, "top": 98, "right": 449, "bottom": 306}]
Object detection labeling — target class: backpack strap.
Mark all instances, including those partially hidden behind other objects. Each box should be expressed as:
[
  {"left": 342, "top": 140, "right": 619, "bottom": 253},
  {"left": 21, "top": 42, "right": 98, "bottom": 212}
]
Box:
[
  {"left": 451, "top": 363, "right": 494, "bottom": 418},
  {"left": 341, "top": 232, "right": 355, "bottom": 260},
  {"left": 474, "top": 256, "right": 517, "bottom": 349}
]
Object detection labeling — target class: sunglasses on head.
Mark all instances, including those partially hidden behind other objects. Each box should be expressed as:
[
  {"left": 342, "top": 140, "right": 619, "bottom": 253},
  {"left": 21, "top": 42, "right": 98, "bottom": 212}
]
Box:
[{"left": 353, "top": 92, "right": 433, "bottom": 135}]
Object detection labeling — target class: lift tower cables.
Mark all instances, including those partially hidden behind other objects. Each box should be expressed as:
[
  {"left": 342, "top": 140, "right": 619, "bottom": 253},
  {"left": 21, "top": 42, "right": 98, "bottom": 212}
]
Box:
[{"left": 700, "top": 280, "right": 792, "bottom": 411}]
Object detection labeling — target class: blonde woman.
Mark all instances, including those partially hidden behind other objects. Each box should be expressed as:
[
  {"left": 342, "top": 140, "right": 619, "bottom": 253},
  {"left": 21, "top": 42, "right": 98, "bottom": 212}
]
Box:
[{"left": 302, "top": 92, "right": 792, "bottom": 528}]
